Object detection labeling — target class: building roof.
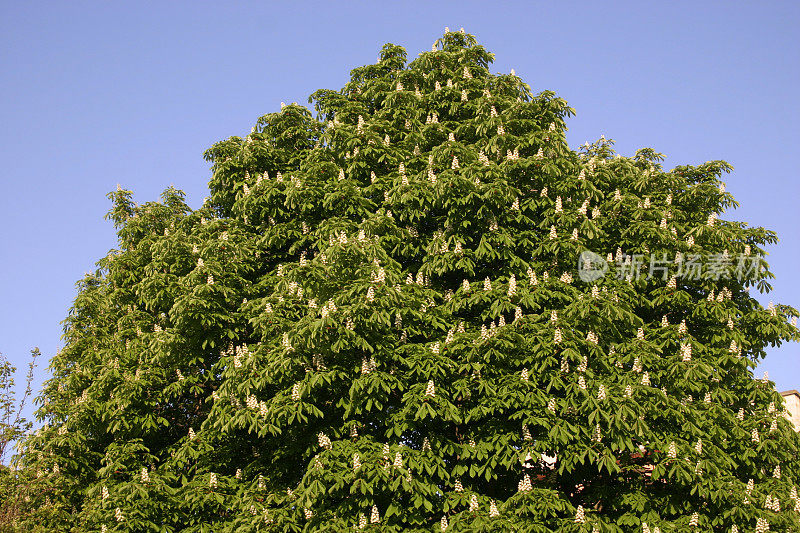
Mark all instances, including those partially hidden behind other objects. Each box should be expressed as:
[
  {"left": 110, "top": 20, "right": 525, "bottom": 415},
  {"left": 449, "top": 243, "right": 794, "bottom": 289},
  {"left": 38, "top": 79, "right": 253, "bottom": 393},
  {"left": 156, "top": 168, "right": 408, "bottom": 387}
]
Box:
[{"left": 780, "top": 390, "right": 800, "bottom": 398}]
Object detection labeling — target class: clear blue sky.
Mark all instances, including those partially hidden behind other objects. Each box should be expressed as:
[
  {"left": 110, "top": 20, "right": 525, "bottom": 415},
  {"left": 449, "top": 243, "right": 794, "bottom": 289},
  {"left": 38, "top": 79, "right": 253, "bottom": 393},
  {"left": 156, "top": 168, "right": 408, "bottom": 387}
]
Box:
[{"left": 1, "top": 1, "right": 798, "bottom": 419}]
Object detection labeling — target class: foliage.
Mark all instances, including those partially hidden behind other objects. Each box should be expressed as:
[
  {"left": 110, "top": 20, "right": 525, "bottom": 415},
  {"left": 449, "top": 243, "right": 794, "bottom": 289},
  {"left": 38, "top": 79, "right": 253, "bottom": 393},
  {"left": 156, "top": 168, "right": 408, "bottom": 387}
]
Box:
[{"left": 7, "top": 30, "right": 800, "bottom": 532}]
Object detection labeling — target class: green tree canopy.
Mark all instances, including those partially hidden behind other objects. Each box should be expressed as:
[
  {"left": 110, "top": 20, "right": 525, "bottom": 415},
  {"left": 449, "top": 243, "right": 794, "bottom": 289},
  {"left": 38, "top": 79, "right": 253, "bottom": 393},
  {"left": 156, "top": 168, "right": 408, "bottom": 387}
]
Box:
[{"left": 8, "top": 29, "right": 800, "bottom": 532}]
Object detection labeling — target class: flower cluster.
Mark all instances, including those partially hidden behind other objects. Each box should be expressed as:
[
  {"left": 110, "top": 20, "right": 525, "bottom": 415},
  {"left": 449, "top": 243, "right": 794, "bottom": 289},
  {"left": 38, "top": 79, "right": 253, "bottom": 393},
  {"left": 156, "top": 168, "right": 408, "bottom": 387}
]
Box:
[
  {"left": 361, "top": 357, "right": 376, "bottom": 374},
  {"left": 317, "top": 433, "right": 332, "bottom": 450},
  {"left": 424, "top": 380, "right": 436, "bottom": 398},
  {"left": 680, "top": 342, "right": 692, "bottom": 362},
  {"left": 489, "top": 499, "right": 499, "bottom": 517},
  {"left": 370, "top": 505, "right": 380, "bottom": 524},
  {"left": 765, "top": 494, "right": 780, "bottom": 512},
  {"left": 574, "top": 505, "right": 585, "bottom": 524},
  {"left": 597, "top": 384, "right": 606, "bottom": 400},
  {"left": 507, "top": 274, "right": 516, "bottom": 296},
  {"left": 282, "top": 332, "right": 293, "bottom": 352}
]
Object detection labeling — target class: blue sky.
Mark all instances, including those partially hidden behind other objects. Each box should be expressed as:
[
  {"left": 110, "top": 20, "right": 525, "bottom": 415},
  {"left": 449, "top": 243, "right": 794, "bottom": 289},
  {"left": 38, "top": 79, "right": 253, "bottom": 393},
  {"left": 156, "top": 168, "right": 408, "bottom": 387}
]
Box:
[{"left": 1, "top": 1, "right": 798, "bottom": 419}]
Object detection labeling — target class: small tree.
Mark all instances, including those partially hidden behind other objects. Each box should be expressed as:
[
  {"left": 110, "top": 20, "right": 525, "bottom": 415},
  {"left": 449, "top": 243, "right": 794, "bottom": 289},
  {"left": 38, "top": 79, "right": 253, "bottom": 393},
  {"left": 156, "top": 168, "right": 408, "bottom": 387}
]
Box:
[
  {"left": 11, "top": 30, "right": 800, "bottom": 531},
  {"left": 0, "top": 349, "right": 39, "bottom": 529}
]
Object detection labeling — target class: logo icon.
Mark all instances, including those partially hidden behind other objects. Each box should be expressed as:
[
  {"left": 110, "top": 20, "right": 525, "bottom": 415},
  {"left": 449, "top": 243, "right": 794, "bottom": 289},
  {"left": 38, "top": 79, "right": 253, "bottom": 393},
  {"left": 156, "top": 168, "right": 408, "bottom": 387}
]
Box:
[{"left": 577, "top": 251, "right": 608, "bottom": 282}]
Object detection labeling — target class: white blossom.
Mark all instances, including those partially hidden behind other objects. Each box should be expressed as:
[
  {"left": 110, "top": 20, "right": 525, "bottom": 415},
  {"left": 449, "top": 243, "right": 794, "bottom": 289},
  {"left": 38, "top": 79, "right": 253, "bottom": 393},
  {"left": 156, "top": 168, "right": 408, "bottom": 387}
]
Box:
[
  {"left": 370, "top": 505, "right": 380, "bottom": 524},
  {"left": 282, "top": 332, "right": 293, "bottom": 352},
  {"left": 489, "top": 499, "right": 499, "bottom": 517},
  {"left": 318, "top": 433, "right": 332, "bottom": 450},
  {"left": 579, "top": 198, "right": 590, "bottom": 216},
  {"left": 469, "top": 494, "right": 479, "bottom": 512},
  {"left": 681, "top": 342, "right": 692, "bottom": 362},
  {"left": 547, "top": 398, "right": 556, "bottom": 412},
  {"left": 575, "top": 505, "right": 586, "bottom": 524}
]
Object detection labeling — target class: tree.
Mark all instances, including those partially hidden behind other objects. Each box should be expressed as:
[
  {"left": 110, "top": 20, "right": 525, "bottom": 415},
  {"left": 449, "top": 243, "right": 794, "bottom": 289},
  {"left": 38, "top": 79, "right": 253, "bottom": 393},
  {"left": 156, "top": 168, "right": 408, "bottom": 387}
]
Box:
[
  {"left": 0, "top": 349, "right": 39, "bottom": 529},
  {"left": 8, "top": 29, "right": 800, "bottom": 532}
]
